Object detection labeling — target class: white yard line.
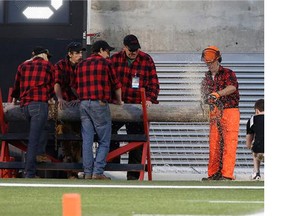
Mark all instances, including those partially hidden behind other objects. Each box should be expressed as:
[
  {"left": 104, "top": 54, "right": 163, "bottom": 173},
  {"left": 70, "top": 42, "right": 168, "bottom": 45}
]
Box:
[
  {"left": 0, "top": 183, "right": 264, "bottom": 189},
  {"left": 133, "top": 213, "right": 264, "bottom": 216},
  {"left": 183, "top": 200, "right": 264, "bottom": 204},
  {"left": 209, "top": 200, "right": 264, "bottom": 204},
  {"left": 133, "top": 215, "right": 214, "bottom": 216}
]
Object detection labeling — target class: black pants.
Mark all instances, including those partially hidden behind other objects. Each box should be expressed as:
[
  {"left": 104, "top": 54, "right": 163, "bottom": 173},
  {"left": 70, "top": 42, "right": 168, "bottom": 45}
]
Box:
[{"left": 109, "top": 121, "right": 144, "bottom": 180}]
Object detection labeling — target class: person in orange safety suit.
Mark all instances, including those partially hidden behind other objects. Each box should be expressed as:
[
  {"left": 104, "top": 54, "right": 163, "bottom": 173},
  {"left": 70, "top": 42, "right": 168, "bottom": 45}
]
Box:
[{"left": 200, "top": 46, "right": 240, "bottom": 180}]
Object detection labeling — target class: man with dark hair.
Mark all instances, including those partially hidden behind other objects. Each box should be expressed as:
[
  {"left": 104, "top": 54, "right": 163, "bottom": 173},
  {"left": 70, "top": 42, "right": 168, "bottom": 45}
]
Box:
[
  {"left": 201, "top": 45, "right": 240, "bottom": 181},
  {"left": 53, "top": 42, "right": 86, "bottom": 178},
  {"left": 110, "top": 34, "right": 160, "bottom": 180},
  {"left": 54, "top": 41, "right": 86, "bottom": 109},
  {"left": 246, "top": 99, "right": 264, "bottom": 180},
  {"left": 11, "top": 46, "right": 54, "bottom": 178},
  {"left": 75, "top": 40, "right": 123, "bottom": 180}
]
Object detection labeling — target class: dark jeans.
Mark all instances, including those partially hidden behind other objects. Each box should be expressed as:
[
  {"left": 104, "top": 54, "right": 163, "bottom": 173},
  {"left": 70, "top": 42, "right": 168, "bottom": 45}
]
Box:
[
  {"left": 37, "top": 122, "right": 50, "bottom": 155},
  {"left": 110, "top": 121, "right": 144, "bottom": 180},
  {"left": 22, "top": 102, "right": 48, "bottom": 178}
]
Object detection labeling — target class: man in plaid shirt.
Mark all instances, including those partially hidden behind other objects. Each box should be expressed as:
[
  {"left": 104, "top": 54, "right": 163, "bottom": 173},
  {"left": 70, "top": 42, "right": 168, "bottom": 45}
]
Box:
[
  {"left": 54, "top": 42, "right": 85, "bottom": 109},
  {"left": 54, "top": 42, "right": 85, "bottom": 178},
  {"left": 11, "top": 46, "right": 54, "bottom": 178},
  {"left": 110, "top": 34, "right": 160, "bottom": 180},
  {"left": 75, "top": 40, "right": 123, "bottom": 180}
]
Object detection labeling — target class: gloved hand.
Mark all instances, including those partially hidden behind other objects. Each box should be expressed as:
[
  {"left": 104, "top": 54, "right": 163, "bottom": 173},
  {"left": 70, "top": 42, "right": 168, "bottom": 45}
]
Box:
[{"left": 207, "top": 92, "right": 221, "bottom": 104}]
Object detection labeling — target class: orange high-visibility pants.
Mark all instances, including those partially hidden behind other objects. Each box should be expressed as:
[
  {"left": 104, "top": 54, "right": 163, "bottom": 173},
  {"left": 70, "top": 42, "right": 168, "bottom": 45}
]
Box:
[{"left": 208, "top": 108, "right": 240, "bottom": 179}]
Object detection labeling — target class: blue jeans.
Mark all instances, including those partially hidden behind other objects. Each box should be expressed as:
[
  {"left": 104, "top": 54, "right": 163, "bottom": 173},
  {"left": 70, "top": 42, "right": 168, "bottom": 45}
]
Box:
[
  {"left": 22, "top": 102, "right": 48, "bottom": 178},
  {"left": 80, "top": 100, "right": 111, "bottom": 175}
]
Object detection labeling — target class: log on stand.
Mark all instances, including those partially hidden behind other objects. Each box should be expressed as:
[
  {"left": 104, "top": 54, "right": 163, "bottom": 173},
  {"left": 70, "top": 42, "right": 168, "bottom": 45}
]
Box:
[{"left": 3, "top": 102, "right": 209, "bottom": 122}]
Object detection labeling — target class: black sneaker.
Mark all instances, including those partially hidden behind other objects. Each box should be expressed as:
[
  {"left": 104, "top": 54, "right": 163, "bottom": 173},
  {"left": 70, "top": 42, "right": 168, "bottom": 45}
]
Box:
[
  {"left": 252, "top": 173, "right": 261, "bottom": 180},
  {"left": 127, "top": 176, "right": 139, "bottom": 180}
]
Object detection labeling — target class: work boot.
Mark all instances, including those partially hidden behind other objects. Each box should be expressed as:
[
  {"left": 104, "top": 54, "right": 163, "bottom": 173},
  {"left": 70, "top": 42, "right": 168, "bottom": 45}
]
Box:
[
  {"left": 92, "top": 174, "right": 111, "bottom": 180},
  {"left": 202, "top": 172, "right": 222, "bottom": 181},
  {"left": 84, "top": 174, "right": 92, "bottom": 179},
  {"left": 218, "top": 176, "right": 233, "bottom": 181},
  {"left": 36, "top": 154, "right": 51, "bottom": 163}
]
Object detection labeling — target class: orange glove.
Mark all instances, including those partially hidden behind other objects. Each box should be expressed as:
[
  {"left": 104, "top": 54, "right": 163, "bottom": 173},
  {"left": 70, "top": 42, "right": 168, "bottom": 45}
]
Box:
[
  {"left": 210, "top": 92, "right": 221, "bottom": 99},
  {"left": 207, "top": 92, "right": 221, "bottom": 104}
]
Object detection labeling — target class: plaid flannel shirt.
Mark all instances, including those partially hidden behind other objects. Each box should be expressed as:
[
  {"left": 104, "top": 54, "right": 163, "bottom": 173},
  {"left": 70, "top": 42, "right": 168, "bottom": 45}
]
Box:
[
  {"left": 54, "top": 58, "right": 78, "bottom": 101},
  {"left": 75, "top": 54, "right": 121, "bottom": 101},
  {"left": 201, "top": 65, "right": 240, "bottom": 108},
  {"left": 11, "top": 57, "right": 55, "bottom": 106},
  {"left": 110, "top": 50, "right": 160, "bottom": 104}
]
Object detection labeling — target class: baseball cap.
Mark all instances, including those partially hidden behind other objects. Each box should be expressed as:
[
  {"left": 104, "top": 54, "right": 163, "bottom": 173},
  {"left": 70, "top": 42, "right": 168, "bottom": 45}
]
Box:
[
  {"left": 32, "top": 46, "right": 52, "bottom": 59},
  {"left": 67, "top": 42, "right": 86, "bottom": 52},
  {"left": 201, "top": 46, "right": 221, "bottom": 63},
  {"left": 91, "top": 40, "right": 115, "bottom": 53},
  {"left": 123, "top": 34, "right": 141, "bottom": 51}
]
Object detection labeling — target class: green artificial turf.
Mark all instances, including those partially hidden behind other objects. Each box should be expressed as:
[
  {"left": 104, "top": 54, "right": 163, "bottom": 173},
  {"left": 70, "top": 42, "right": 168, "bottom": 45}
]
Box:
[{"left": 0, "top": 179, "right": 264, "bottom": 216}]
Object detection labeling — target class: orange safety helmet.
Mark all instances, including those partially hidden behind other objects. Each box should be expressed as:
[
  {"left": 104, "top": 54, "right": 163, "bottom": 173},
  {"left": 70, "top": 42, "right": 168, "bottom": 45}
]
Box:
[{"left": 201, "top": 46, "right": 222, "bottom": 63}]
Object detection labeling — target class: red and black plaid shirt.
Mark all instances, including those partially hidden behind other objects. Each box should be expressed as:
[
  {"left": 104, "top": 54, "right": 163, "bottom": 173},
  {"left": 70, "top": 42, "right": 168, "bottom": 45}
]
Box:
[
  {"left": 201, "top": 65, "right": 240, "bottom": 108},
  {"left": 11, "top": 57, "right": 55, "bottom": 107},
  {"left": 110, "top": 50, "right": 160, "bottom": 104},
  {"left": 75, "top": 54, "right": 122, "bottom": 101},
  {"left": 54, "top": 58, "right": 78, "bottom": 101}
]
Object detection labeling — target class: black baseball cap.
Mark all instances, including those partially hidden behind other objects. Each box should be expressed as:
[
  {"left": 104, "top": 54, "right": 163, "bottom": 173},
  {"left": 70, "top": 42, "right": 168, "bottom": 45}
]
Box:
[
  {"left": 32, "top": 46, "right": 52, "bottom": 59},
  {"left": 123, "top": 34, "right": 141, "bottom": 51},
  {"left": 67, "top": 42, "right": 86, "bottom": 52},
  {"left": 91, "top": 40, "right": 115, "bottom": 53}
]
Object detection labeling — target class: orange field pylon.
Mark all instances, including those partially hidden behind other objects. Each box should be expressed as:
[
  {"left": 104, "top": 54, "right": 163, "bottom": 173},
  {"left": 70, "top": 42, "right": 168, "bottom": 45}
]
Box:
[{"left": 62, "top": 193, "right": 81, "bottom": 216}]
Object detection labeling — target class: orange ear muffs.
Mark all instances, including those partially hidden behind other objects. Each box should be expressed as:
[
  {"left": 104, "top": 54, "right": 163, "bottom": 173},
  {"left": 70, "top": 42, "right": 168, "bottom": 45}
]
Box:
[{"left": 201, "top": 46, "right": 222, "bottom": 63}]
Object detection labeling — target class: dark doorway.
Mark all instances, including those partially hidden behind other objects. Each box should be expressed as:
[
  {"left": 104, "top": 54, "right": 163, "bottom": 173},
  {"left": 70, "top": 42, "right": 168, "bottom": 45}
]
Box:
[{"left": 0, "top": 0, "right": 87, "bottom": 101}]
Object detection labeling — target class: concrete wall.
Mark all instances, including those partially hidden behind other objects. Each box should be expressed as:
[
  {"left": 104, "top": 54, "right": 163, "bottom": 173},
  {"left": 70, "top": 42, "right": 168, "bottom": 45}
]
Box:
[{"left": 88, "top": 0, "right": 264, "bottom": 53}]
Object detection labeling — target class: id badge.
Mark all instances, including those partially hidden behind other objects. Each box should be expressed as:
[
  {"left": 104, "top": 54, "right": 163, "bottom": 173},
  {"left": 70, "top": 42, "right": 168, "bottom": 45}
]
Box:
[{"left": 132, "top": 76, "right": 139, "bottom": 89}]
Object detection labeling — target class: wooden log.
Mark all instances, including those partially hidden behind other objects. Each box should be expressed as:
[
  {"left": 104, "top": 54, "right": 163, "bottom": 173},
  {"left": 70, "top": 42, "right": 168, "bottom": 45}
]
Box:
[{"left": 2, "top": 102, "right": 209, "bottom": 122}]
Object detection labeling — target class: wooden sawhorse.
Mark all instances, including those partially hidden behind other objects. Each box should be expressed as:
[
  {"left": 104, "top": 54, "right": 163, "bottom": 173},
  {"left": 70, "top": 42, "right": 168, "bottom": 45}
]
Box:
[{"left": 0, "top": 88, "right": 152, "bottom": 180}]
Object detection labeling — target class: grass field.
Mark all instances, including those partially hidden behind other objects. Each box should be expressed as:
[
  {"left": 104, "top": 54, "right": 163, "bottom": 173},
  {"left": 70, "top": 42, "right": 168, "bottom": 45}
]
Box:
[{"left": 0, "top": 178, "right": 264, "bottom": 216}]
